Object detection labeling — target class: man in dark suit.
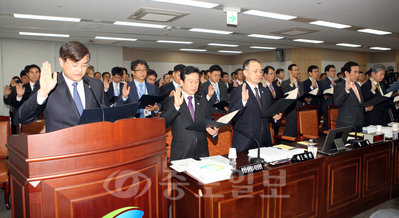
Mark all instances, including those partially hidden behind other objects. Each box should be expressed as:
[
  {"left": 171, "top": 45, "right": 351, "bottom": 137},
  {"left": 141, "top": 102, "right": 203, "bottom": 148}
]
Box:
[
  {"left": 105, "top": 67, "right": 124, "bottom": 105},
  {"left": 361, "top": 64, "right": 388, "bottom": 126},
  {"left": 303, "top": 65, "right": 323, "bottom": 120},
  {"left": 18, "top": 41, "right": 108, "bottom": 132},
  {"left": 281, "top": 64, "right": 306, "bottom": 137},
  {"left": 335, "top": 72, "right": 344, "bottom": 84},
  {"left": 320, "top": 65, "right": 336, "bottom": 130},
  {"left": 334, "top": 61, "right": 374, "bottom": 131},
  {"left": 198, "top": 65, "right": 229, "bottom": 114},
  {"left": 272, "top": 68, "right": 284, "bottom": 95},
  {"left": 229, "top": 68, "right": 244, "bottom": 93},
  {"left": 159, "top": 64, "right": 185, "bottom": 96},
  {"left": 229, "top": 59, "right": 281, "bottom": 152},
  {"left": 4, "top": 64, "right": 40, "bottom": 133},
  {"left": 221, "top": 72, "right": 230, "bottom": 93},
  {"left": 161, "top": 66, "right": 218, "bottom": 161},
  {"left": 262, "top": 66, "right": 283, "bottom": 100},
  {"left": 118, "top": 59, "right": 160, "bottom": 118}
]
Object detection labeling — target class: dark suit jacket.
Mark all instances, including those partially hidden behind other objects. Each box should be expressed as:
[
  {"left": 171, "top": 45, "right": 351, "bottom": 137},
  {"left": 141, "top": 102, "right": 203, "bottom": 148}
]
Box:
[
  {"left": 335, "top": 77, "right": 344, "bottom": 84},
  {"left": 262, "top": 81, "right": 283, "bottom": 100},
  {"left": 272, "top": 79, "right": 283, "bottom": 98},
  {"left": 320, "top": 77, "right": 335, "bottom": 130},
  {"left": 4, "top": 83, "right": 33, "bottom": 110},
  {"left": 106, "top": 82, "right": 124, "bottom": 105},
  {"left": 361, "top": 79, "right": 388, "bottom": 126},
  {"left": 333, "top": 80, "right": 364, "bottom": 131},
  {"left": 161, "top": 95, "right": 215, "bottom": 161},
  {"left": 303, "top": 78, "right": 323, "bottom": 119},
  {"left": 281, "top": 79, "right": 305, "bottom": 137},
  {"left": 229, "top": 82, "right": 275, "bottom": 152},
  {"left": 159, "top": 82, "right": 175, "bottom": 96},
  {"left": 198, "top": 80, "right": 229, "bottom": 114},
  {"left": 117, "top": 81, "right": 160, "bottom": 117},
  {"left": 18, "top": 74, "right": 108, "bottom": 132}
]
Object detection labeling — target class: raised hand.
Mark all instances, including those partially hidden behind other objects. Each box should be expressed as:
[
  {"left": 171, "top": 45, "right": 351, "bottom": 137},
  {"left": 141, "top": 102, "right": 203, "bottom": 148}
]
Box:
[
  {"left": 122, "top": 81, "right": 130, "bottom": 99},
  {"left": 370, "top": 78, "right": 376, "bottom": 92},
  {"left": 242, "top": 83, "right": 249, "bottom": 102},
  {"left": 208, "top": 84, "right": 215, "bottom": 98},
  {"left": 277, "top": 80, "right": 281, "bottom": 87},
  {"left": 103, "top": 78, "right": 109, "bottom": 91},
  {"left": 290, "top": 75, "right": 296, "bottom": 86},
  {"left": 311, "top": 78, "right": 316, "bottom": 88},
  {"left": 345, "top": 77, "right": 351, "bottom": 92},
  {"left": 38, "top": 61, "right": 57, "bottom": 98},
  {"left": 174, "top": 86, "right": 184, "bottom": 107},
  {"left": 233, "top": 80, "right": 238, "bottom": 87},
  {"left": 16, "top": 83, "right": 25, "bottom": 98},
  {"left": 3, "top": 85, "right": 11, "bottom": 98}
]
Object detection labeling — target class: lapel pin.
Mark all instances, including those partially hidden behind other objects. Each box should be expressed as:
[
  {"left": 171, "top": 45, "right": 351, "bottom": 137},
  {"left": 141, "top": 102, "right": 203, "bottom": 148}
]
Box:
[
  {"left": 197, "top": 103, "right": 200, "bottom": 105},
  {"left": 261, "top": 91, "right": 264, "bottom": 93}
]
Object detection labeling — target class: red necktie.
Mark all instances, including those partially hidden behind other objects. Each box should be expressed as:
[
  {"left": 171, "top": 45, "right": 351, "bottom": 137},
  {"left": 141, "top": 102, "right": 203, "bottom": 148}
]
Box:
[{"left": 351, "top": 83, "right": 361, "bottom": 103}]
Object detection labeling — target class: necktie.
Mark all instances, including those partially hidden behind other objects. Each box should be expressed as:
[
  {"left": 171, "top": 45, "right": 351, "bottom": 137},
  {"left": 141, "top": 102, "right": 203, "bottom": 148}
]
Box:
[
  {"left": 213, "top": 84, "right": 220, "bottom": 102},
  {"left": 294, "top": 79, "right": 300, "bottom": 97},
  {"left": 115, "top": 83, "right": 119, "bottom": 96},
  {"left": 351, "top": 83, "right": 361, "bottom": 103},
  {"left": 332, "top": 79, "right": 335, "bottom": 87},
  {"left": 72, "top": 82, "right": 84, "bottom": 115},
  {"left": 254, "top": 87, "right": 262, "bottom": 111},
  {"left": 376, "top": 83, "right": 383, "bottom": 95},
  {"left": 138, "top": 83, "right": 145, "bottom": 118},
  {"left": 268, "top": 84, "right": 275, "bottom": 98},
  {"left": 187, "top": 96, "right": 195, "bottom": 122}
]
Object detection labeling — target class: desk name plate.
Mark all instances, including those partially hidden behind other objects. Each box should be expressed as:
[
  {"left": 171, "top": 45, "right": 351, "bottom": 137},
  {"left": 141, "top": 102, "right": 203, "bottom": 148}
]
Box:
[
  {"left": 291, "top": 152, "right": 314, "bottom": 163},
  {"left": 235, "top": 163, "right": 265, "bottom": 176}
]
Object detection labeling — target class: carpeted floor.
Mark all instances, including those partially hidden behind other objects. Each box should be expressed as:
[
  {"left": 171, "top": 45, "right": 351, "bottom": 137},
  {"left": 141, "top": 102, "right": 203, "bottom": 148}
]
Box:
[{"left": 0, "top": 190, "right": 397, "bottom": 218}]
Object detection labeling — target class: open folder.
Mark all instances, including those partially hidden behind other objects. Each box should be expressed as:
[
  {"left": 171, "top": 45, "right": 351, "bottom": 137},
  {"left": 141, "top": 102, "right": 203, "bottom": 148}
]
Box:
[
  {"left": 78, "top": 102, "right": 141, "bottom": 125},
  {"left": 297, "top": 88, "right": 320, "bottom": 102},
  {"left": 185, "top": 110, "right": 239, "bottom": 133},
  {"left": 211, "top": 101, "right": 229, "bottom": 111},
  {"left": 138, "top": 89, "right": 172, "bottom": 109},
  {"left": 362, "top": 91, "right": 393, "bottom": 107}
]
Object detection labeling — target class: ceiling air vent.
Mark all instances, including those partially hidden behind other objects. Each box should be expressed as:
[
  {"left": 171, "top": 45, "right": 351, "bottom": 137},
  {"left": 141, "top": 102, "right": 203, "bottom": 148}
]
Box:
[
  {"left": 127, "top": 7, "right": 190, "bottom": 23},
  {"left": 271, "top": 27, "right": 319, "bottom": 36}
]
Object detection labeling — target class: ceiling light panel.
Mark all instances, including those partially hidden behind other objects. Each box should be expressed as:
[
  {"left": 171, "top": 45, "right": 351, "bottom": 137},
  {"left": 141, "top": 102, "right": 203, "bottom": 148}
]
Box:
[
  {"left": 180, "top": 49, "right": 207, "bottom": 52},
  {"left": 250, "top": 46, "right": 276, "bottom": 50},
  {"left": 248, "top": 34, "right": 284, "bottom": 40},
  {"left": 157, "top": 40, "right": 193, "bottom": 44},
  {"left": 19, "top": 32, "right": 70, "bottom": 37},
  {"left": 336, "top": 43, "right": 361, "bottom": 48},
  {"left": 243, "top": 10, "right": 296, "bottom": 20},
  {"left": 113, "top": 21, "right": 166, "bottom": 29},
  {"left": 190, "top": 28, "right": 232, "bottom": 35},
  {"left": 310, "top": 20, "right": 351, "bottom": 29},
  {"left": 149, "top": 0, "right": 218, "bottom": 9},
  {"left": 14, "top": 14, "right": 81, "bottom": 22},
  {"left": 358, "top": 29, "right": 392, "bottom": 35},
  {"left": 208, "top": 43, "right": 238, "bottom": 47},
  {"left": 293, "top": 39, "right": 324, "bottom": 44},
  {"left": 95, "top": 36, "right": 137, "bottom": 41},
  {"left": 370, "top": 47, "right": 391, "bottom": 50},
  {"left": 218, "top": 50, "right": 242, "bottom": 53}
]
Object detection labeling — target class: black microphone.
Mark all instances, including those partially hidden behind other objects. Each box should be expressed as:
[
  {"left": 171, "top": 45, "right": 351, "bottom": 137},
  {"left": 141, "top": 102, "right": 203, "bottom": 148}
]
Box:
[
  {"left": 83, "top": 77, "right": 105, "bottom": 122},
  {"left": 326, "top": 118, "right": 361, "bottom": 143},
  {"left": 233, "top": 127, "right": 265, "bottom": 164}
]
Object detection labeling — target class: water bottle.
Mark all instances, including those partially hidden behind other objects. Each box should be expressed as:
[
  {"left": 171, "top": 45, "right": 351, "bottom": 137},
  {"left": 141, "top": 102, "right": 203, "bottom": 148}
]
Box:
[
  {"left": 393, "top": 124, "right": 398, "bottom": 140},
  {"left": 228, "top": 148, "right": 237, "bottom": 170},
  {"left": 308, "top": 139, "right": 314, "bottom": 154}
]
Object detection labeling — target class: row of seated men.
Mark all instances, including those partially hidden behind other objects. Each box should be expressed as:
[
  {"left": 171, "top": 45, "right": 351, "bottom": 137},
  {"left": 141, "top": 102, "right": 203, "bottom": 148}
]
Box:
[{"left": 5, "top": 41, "right": 399, "bottom": 162}]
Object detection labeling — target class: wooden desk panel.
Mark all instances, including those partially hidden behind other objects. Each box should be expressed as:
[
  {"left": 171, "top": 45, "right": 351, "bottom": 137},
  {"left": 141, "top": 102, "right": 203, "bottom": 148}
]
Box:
[{"left": 392, "top": 140, "right": 399, "bottom": 198}]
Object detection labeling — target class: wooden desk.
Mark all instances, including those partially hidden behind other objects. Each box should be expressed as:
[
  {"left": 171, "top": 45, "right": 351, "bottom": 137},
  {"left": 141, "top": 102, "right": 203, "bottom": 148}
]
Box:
[{"left": 172, "top": 139, "right": 397, "bottom": 218}]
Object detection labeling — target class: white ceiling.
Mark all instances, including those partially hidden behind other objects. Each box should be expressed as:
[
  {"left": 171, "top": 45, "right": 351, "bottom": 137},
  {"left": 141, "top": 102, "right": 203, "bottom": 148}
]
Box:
[{"left": 0, "top": 0, "right": 398, "bottom": 55}]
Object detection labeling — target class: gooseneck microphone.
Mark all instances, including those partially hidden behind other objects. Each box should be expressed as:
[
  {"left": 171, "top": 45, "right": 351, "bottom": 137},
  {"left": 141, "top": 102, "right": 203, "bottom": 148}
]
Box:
[
  {"left": 234, "top": 128, "right": 265, "bottom": 164},
  {"left": 83, "top": 77, "right": 105, "bottom": 121}
]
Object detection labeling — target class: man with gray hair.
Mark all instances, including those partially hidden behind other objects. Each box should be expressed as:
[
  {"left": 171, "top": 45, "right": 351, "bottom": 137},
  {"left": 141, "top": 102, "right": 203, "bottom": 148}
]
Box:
[{"left": 361, "top": 64, "right": 388, "bottom": 126}]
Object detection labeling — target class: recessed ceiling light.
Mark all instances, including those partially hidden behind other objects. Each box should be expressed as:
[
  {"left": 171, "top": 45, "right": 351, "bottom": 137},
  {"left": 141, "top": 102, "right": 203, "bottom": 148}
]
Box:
[
  {"left": 180, "top": 49, "right": 207, "bottom": 52},
  {"left": 358, "top": 29, "right": 392, "bottom": 35},
  {"left": 293, "top": 39, "right": 324, "bottom": 44},
  {"left": 248, "top": 34, "right": 284, "bottom": 40},
  {"left": 250, "top": 46, "right": 276, "bottom": 50},
  {"left": 336, "top": 43, "right": 361, "bottom": 48},
  {"left": 370, "top": 47, "right": 391, "bottom": 51},
  {"left": 208, "top": 43, "right": 238, "bottom": 47},
  {"left": 114, "top": 21, "right": 166, "bottom": 29},
  {"left": 310, "top": 20, "right": 351, "bottom": 29},
  {"left": 218, "top": 50, "right": 242, "bottom": 54},
  {"left": 19, "top": 32, "right": 69, "bottom": 37},
  {"left": 14, "top": 14, "right": 81, "bottom": 22},
  {"left": 149, "top": 0, "right": 218, "bottom": 9},
  {"left": 189, "top": 28, "right": 232, "bottom": 35},
  {"left": 157, "top": 40, "right": 193, "bottom": 44},
  {"left": 243, "top": 10, "right": 296, "bottom": 20},
  {"left": 95, "top": 36, "right": 137, "bottom": 41}
]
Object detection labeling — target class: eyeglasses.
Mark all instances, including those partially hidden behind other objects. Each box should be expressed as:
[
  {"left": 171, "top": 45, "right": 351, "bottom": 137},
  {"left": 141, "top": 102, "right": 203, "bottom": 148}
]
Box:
[
  {"left": 66, "top": 60, "right": 89, "bottom": 69},
  {"left": 135, "top": 69, "right": 147, "bottom": 73}
]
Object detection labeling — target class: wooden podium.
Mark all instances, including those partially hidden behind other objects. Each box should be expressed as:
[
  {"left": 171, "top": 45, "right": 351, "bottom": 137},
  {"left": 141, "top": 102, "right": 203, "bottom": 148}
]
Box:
[{"left": 7, "top": 118, "right": 168, "bottom": 218}]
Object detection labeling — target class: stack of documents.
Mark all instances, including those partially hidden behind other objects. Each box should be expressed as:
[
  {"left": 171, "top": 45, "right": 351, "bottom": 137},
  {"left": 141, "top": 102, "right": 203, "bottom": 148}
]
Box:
[
  {"left": 248, "top": 147, "right": 306, "bottom": 163},
  {"left": 365, "top": 125, "right": 392, "bottom": 138},
  {"left": 185, "top": 160, "right": 233, "bottom": 184}
]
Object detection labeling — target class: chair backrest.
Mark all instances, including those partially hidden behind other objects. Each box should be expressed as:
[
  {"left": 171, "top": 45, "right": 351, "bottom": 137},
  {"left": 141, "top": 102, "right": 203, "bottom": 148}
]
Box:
[
  {"left": 296, "top": 105, "right": 319, "bottom": 140},
  {"left": 327, "top": 105, "right": 339, "bottom": 130},
  {"left": 0, "top": 116, "right": 11, "bottom": 158}
]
